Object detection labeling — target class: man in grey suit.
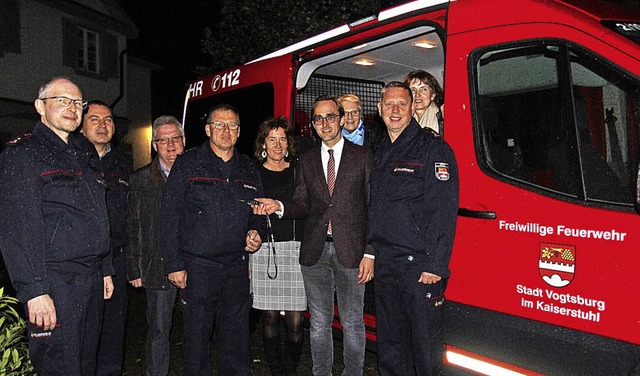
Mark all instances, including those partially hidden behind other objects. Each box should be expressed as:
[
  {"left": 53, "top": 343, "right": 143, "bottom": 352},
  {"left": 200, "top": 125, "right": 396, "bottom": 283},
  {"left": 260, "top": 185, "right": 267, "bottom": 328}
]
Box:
[{"left": 257, "top": 95, "right": 374, "bottom": 376}]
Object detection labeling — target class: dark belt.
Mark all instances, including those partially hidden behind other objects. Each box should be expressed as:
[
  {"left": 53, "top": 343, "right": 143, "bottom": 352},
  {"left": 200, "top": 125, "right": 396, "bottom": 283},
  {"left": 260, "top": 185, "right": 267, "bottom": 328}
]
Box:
[{"left": 326, "top": 235, "right": 333, "bottom": 242}]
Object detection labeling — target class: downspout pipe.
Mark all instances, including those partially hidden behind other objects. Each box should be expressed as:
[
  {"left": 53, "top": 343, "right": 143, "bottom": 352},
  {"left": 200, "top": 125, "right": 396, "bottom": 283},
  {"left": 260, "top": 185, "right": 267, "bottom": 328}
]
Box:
[{"left": 110, "top": 49, "right": 127, "bottom": 109}]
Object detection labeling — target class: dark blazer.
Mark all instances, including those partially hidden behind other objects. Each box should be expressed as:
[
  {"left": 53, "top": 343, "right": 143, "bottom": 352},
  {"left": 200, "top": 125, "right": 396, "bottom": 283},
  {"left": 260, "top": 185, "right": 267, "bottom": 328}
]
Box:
[
  {"left": 125, "top": 157, "right": 172, "bottom": 290},
  {"left": 283, "top": 140, "right": 375, "bottom": 268}
]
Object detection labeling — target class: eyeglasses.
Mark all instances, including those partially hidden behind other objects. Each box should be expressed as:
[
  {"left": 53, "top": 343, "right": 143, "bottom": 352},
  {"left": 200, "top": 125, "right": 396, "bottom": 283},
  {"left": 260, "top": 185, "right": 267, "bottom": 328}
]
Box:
[
  {"left": 153, "top": 135, "right": 184, "bottom": 145},
  {"left": 410, "top": 86, "right": 432, "bottom": 95},
  {"left": 39, "top": 96, "right": 87, "bottom": 109},
  {"left": 207, "top": 121, "right": 240, "bottom": 130},
  {"left": 344, "top": 110, "right": 361, "bottom": 118},
  {"left": 312, "top": 113, "right": 340, "bottom": 126}
]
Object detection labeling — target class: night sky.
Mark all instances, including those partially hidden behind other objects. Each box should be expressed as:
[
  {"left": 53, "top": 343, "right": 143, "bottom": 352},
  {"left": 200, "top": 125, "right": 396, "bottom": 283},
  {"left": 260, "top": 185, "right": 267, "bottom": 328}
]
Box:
[
  {"left": 115, "top": 0, "right": 401, "bottom": 119},
  {"left": 116, "top": 0, "right": 639, "bottom": 121},
  {"left": 116, "top": 0, "right": 221, "bottom": 119}
]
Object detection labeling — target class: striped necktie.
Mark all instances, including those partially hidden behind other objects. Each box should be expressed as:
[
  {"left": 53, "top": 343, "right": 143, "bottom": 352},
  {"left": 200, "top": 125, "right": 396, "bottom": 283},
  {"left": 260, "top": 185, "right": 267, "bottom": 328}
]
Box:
[{"left": 327, "top": 149, "right": 335, "bottom": 234}]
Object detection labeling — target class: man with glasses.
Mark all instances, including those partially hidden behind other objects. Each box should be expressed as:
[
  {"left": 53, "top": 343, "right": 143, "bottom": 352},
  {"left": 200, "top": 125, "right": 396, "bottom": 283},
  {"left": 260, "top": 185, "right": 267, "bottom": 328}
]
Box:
[
  {"left": 126, "top": 115, "right": 184, "bottom": 375},
  {"left": 0, "top": 76, "right": 113, "bottom": 375},
  {"left": 80, "top": 100, "right": 132, "bottom": 376},
  {"left": 256, "top": 95, "right": 374, "bottom": 375},
  {"left": 338, "top": 93, "right": 383, "bottom": 150},
  {"left": 161, "top": 104, "right": 265, "bottom": 374}
]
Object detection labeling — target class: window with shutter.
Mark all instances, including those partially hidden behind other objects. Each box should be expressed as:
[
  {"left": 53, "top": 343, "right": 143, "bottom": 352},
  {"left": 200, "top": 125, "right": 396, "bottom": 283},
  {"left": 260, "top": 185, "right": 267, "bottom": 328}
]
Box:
[
  {"left": 77, "top": 27, "right": 100, "bottom": 73},
  {"left": 62, "top": 18, "right": 119, "bottom": 79}
]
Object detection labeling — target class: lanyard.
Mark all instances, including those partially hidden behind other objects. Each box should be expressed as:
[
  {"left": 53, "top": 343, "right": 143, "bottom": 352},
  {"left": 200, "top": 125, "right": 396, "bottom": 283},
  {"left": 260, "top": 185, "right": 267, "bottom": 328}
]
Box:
[{"left": 265, "top": 213, "right": 278, "bottom": 280}]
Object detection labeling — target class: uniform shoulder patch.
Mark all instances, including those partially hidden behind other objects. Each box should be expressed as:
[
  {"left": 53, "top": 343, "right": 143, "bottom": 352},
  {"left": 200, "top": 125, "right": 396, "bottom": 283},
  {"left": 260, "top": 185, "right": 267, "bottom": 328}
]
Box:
[
  {"left": 6, "top": 131, "right": 33, "bottom": 146},
  {"left": 435, "top": 162, "right": 450, "bottom": 181}
]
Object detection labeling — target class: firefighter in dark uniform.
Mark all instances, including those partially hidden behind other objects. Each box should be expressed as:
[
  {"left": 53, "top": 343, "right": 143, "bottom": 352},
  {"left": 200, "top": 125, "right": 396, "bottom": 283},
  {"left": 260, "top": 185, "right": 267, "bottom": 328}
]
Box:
[
  {"left": 80, "top": 100, "right": 132, "bottom": 376},
  {"left": 369, "top": 81, "right": 459, "bottom": 376},
  {"left": 161, "top": 103, "right": 266, "bottom": 375},
  {"left": 0, "top": 77, "right": 113, "bottom": 375}
]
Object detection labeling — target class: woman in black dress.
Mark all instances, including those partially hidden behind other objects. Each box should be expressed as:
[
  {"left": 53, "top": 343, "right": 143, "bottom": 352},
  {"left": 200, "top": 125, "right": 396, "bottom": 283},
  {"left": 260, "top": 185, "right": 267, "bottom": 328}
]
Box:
[{"left": 250, "top": 116, "right": 306, "bottom": 375}]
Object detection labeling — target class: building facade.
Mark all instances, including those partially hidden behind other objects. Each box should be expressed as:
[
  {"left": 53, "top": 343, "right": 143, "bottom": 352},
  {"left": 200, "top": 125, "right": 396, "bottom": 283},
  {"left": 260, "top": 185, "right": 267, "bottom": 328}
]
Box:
[{"left": 0, "top": 0, "right": 152, "bottom": 163}]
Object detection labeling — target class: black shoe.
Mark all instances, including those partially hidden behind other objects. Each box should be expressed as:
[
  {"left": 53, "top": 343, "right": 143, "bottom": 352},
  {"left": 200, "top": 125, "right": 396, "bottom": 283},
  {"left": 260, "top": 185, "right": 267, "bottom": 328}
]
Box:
[
  {"left": 283, "top": 338, "right": 303, "bottom": 376},
  {"left": 263, "top": 336, "right": 284, "bottom": 376}
]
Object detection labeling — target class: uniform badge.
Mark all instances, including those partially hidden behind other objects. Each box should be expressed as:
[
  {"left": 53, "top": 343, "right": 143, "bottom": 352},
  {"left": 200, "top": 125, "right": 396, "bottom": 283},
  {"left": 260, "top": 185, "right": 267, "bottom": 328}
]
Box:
[
  {"left": 435, "top": 162, "right": 449, "bottom": 181},
  {"left": 31, "top": 331, "right": 52, "bottom": 338},
  {"left": 117, "top": 177, "right": 130, "bottom": 187},
  {"left": 539, "top": 242, "right": 575, "bottom": 287},
  {"left": 242, "top": 183, "right": 257, "bottom": 191},
  {"left": 393, "top": 167, "right": 415, "bottom": 173}
]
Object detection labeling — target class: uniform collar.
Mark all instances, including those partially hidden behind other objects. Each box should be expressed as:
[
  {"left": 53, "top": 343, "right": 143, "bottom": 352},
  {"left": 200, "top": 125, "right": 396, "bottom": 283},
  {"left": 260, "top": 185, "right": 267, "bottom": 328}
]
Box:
[
  {"left": 33, "top": 121, "right": 75, "bottom": 154},
  {"left": 198, "top": 140, "right": 239, "bottom": 166},
  {"left": 375, "top": 119, "right": 420, "bottom": 166},
  {"left": 390, "top": 118, "right": 421, "bottom": 148}
]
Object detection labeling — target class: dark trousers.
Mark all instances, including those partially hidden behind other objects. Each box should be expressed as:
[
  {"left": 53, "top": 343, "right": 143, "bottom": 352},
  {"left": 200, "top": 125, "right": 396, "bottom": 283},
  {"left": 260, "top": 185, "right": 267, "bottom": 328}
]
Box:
[
  {"left": 181, "top": 254, "right": 251, "bottom": 375},
  {"left": 27, "top": 267, "right": 104, "bottom": 376},
  {"left": 374, "top": 256, "right": 446, "bottom": 376},
  {"left": 97, "top": 247, "right": 128, "bottom": 376},
  {"left": 145, "top": 285, "right": 177, "bottom": 376}
]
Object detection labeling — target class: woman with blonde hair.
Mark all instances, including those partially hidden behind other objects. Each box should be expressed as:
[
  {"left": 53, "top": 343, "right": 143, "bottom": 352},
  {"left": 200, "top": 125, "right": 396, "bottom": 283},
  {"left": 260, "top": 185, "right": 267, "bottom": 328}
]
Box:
[{"left": 338, "top": 93, "right": 383, "bottom": 150}]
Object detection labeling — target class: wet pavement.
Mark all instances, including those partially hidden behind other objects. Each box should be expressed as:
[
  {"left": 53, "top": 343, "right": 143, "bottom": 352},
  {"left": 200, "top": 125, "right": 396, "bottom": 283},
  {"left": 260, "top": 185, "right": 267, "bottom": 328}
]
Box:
[{"left": 122, "top": 286, "right": 379, "bottom": 375}]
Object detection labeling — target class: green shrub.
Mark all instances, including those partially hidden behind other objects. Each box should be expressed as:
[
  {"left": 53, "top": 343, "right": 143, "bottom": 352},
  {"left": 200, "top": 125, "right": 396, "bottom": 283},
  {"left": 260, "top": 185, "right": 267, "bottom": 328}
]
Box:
[{"left": 0, "top": 287, "right": 34, "bottom": 375}]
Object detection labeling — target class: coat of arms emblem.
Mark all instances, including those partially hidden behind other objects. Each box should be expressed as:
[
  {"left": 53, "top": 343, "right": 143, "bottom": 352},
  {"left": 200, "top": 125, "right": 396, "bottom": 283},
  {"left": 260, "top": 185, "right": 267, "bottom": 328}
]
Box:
[{"left": 539, "top": 242, "right": 576, "bottom": 287}]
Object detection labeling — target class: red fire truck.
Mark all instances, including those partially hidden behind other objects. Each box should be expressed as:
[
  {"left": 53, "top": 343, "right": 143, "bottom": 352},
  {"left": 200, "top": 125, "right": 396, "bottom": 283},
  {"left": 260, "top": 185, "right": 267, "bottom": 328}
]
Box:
[{"left": 181, "top": 0, "right": 640, "bottom": 374}]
